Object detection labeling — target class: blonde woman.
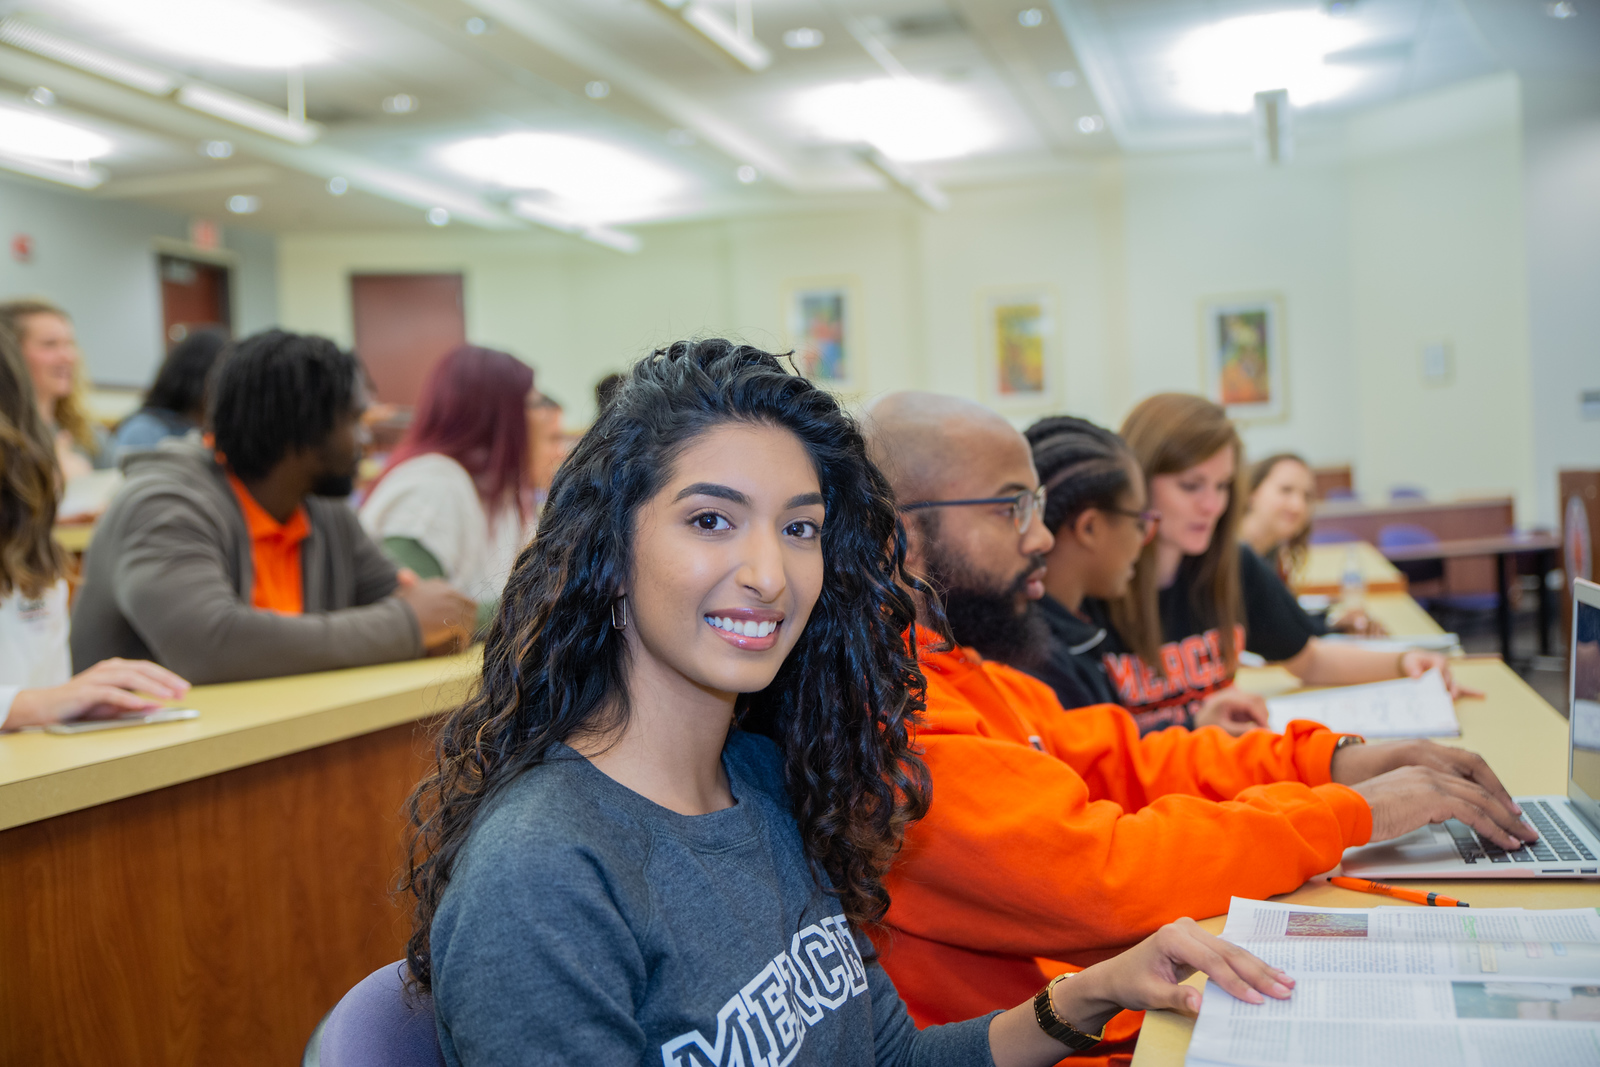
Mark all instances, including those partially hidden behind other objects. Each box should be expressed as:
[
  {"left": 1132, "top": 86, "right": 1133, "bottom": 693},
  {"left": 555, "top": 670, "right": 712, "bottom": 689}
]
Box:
[{"left": 0, "top": 298, "right": 109, "bottom": 480}]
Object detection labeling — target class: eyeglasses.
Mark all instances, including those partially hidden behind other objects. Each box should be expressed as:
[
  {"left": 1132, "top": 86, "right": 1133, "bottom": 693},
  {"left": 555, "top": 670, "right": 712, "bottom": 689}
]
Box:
[
  {"left": 900, "top": 485, "right": 1047, "bottom": 535},
  {"left": 1103, "top": 507, "right": 1162, "bottom": 543}
]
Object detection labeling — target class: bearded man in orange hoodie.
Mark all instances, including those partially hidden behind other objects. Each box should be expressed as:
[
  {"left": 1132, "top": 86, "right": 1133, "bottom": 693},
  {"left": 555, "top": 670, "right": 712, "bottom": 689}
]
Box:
[{"left": 862, "top": 392, "right": 1535, "bottom": 1052}]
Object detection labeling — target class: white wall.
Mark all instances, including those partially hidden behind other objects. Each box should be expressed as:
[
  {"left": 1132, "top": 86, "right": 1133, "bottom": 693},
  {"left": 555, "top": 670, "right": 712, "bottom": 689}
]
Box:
[
  {"left": 277, "top": 74, "right": 1541, "bottom": 516},
  {"left": 1345, "top": 74, "right": 1537, "bottom": 520},
  {"left": 1522, "top": 76, "right": 1600, "bottom": 527},
  {"left": 0, "top": 173, "right": 278, "bottom": 387}
]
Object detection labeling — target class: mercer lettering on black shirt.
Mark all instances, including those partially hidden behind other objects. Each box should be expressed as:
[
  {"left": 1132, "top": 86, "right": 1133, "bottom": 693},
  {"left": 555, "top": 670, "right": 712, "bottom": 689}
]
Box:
[{"left": 1082, "top": 545, "right": 1317, "bottom": 734}]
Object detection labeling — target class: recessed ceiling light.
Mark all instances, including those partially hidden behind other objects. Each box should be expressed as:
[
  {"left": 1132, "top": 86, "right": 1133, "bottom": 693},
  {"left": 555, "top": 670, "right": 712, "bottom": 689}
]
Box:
[
  {"left": 60, "top": 0, "right": 333, "bottom": 68},
  {"left": 0, "top": 105, "right": 112, "bottom": 161},
  {"left": 1046, "top": 70, "right": 1078, "bottom": 89},
  {"left": 426, "top": 207, "right": 450, "bottom": 226},
  {"left": 327, "top": 175, "right": 348, "bottom": 195},
  {"left": 1077, "top": 114, "right": 1104, "bottom": 133},
  {"left": 1546, "top": 1, "right": 1576, "bottom": 17},
  {"left": 200, "top": 139, "right": 233, "bottom": 159},
  {"left": 793, "top": 78, "right": 998, "bottom": 162},
  {"left": 1169, "top": 10, "right": 1365, "bottom": 113},
  {"left": 666, "top": 128, "right": 696, "bottom": 147},
  {"left": 26, "top": 86, "right": 55, "bottom": 107},
  {"left": 227, "top": 194, "right": 260, "bottom": 214},
  {"left": 736, "top": 164, "right": 759, "bottom": 183},
  {"left": 783, "top": 27, "right": 824, "bottom": 49},
  {"left": 585, "top": 81, "right": 611, "bottom": 100},
  {"left": 1017, "top": 8, "right": 1045, "bottom": 27},
  {"left": 464, "top": 16, "right": 490, "bottom": 35},
  {"left": 439, "top": 132, "right": 684, "bottom": 220},
  {"left": 383, "top": 94, "right": 418, "bottom": 115}
]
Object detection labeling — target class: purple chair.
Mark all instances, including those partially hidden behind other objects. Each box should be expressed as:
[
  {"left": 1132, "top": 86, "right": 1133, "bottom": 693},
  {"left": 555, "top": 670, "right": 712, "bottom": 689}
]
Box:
[
  {"left": 305, "top": 961, "right": 445, "bottom": 1067},
  {"left": 1309, "top": 525, "right": 1359, "bottom": 545},
  {"left": 1389, "top": 485, "right": 1426, "bottom": 502}
]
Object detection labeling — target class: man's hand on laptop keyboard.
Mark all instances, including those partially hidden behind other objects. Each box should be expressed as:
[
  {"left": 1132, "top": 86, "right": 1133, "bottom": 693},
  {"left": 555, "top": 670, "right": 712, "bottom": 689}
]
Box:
[
  {"left": 1329, "top": 738, "right": 1515, "bottom": 812},
  {"left": 1349, "top": 765, "right": 1540, "bottom": 851}
]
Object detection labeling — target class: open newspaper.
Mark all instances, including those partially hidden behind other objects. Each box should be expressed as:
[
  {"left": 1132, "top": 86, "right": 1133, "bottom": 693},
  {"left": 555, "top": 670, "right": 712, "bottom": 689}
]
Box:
[
  {"left": 1186, "top": 898, "right": 1600, "bottom": 1067},
  {"left": 1265, "top": 668, "right": 1460, "bottom": 738}
]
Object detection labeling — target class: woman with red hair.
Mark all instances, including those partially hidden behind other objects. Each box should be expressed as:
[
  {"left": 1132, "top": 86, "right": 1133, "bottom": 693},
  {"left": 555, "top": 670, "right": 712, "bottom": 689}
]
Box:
[{"left": 360, "top": 346, "right": 537, "bottom": 625}]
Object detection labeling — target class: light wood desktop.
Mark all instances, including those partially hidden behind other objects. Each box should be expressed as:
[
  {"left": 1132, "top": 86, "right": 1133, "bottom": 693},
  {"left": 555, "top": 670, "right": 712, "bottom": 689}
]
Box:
[
  {"left": 1290, "top": 541, "right": 1407, "bottom": 597},
  {"left": 1131, "top": 594, "right": 1598, "bottom": 1067},
  {"left": 0, "top": 651, "right": 479, "bottom": 1067},
  {"left": 51, "top": 520, "right": 94, "bottom": 554}
]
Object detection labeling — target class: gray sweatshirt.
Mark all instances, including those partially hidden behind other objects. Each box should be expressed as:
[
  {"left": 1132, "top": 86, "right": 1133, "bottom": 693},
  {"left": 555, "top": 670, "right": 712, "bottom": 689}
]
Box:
[
  {"left": 69, "top": 439, "right": 421, "bottom": 683},
  {"left": 430, "top": 731, "right": 1000, "bottom": 1067}
]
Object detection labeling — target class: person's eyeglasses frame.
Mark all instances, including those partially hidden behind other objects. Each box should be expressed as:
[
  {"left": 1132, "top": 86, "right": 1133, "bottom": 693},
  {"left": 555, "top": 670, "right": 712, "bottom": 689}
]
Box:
[
  {"left": 899, "top": 486, "right": 1048, "bottom": 535},
  {"left": 1097, "top": 506, "right": 1161, "bottom": 544}
]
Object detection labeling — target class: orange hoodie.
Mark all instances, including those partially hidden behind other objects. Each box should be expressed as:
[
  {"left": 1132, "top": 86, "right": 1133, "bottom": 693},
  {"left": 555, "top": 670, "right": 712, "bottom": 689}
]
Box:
[{"left": 875, "top": 640, "right": 1373, "bottom": 1033}]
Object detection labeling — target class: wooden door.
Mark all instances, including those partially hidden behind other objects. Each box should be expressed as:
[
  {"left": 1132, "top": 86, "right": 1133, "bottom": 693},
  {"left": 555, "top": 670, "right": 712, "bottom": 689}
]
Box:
[
  {"left": 1561, "top": 470, "right": 1600, "bottom": 648},
  {"left": 159, "top": 255, "right": 231, "bottom": 346},
  {"left": 349, "top": 273, "right": 466, "bottom": 407}
]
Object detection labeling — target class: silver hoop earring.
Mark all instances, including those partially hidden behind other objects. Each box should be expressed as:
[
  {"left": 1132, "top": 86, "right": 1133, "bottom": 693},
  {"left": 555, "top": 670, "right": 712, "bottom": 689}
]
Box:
[{"left": 611, "top": 597, "right": 628, "bottom": 631}]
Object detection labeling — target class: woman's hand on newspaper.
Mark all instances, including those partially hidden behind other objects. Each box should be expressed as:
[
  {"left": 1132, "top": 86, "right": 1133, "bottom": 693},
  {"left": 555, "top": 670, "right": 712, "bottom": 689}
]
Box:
[
  {"left": 1398, "top": 650, "right": 1481, "bottom": 699},
  {"left": 1192, "top": 687, "right": 1270, "bottom": 736},
  {"left": 1053, "top": 918, "right": 1294, "bottom": 1030}
]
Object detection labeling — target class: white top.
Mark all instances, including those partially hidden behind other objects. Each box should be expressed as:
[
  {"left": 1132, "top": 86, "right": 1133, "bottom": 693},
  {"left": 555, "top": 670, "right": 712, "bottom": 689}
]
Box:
[
  {"left": 0, "top": 578, "right": 72, "bottom": 728},
  {"left": 359, "top": 453, "right": 531, "bottom": 604}
]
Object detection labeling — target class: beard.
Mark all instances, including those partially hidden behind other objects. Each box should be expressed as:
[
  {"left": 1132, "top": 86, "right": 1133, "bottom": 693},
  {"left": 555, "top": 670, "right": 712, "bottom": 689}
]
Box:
[
  {"left": 922, "top": 543, "right": 1050, "bottom": 668},
  {"left": 310, "top": 471, "right": 356, "bottom": 498}
]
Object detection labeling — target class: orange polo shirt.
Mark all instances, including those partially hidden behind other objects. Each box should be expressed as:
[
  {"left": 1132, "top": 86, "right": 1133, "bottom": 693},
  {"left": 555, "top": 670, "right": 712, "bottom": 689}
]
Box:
[{"left": 226, "top": 474, "right": 310, "bottom": 615}]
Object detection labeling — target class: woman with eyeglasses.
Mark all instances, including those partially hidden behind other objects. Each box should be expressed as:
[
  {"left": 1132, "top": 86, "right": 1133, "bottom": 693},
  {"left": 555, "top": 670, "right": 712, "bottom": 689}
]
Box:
[
  {"left": 1015, "top": 416, "right": 1266, "bottom": 736},
  {"left": 1096, "top": 394, "right": 1473, "bottom": 736}
]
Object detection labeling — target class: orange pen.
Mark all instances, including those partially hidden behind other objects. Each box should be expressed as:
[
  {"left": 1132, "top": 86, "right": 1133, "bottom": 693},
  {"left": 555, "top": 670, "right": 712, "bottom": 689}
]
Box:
[{"left": 1325, "top": 875, "right": 1470, "bottom": 907}]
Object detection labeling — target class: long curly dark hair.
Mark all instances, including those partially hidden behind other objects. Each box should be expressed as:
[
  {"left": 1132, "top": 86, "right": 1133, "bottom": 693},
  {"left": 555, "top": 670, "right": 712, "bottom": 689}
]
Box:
[{"left": 402, "top": 339, "right": 933, "bottom": 991}]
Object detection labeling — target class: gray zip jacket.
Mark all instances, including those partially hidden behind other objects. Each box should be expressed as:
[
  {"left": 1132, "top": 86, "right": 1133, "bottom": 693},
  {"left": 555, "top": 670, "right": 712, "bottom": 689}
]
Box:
[{"left": 70, "top": 439, "right": 421, "bottom": 683}]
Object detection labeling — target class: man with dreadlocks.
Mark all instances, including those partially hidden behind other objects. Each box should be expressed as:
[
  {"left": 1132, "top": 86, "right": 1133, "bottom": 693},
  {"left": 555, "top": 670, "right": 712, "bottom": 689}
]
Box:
[
  {"left": 71, "top": 329, "right": 475, "bottom": 683},
  {"left": 862, "top": 391, "right": 1536, "bottom": 1051}
]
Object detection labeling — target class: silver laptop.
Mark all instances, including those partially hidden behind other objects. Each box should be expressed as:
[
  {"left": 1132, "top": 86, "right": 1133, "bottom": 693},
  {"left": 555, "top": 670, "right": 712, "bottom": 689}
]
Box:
[{"left": 1340, "top": 577, "right": 1600, "bottom": 880}]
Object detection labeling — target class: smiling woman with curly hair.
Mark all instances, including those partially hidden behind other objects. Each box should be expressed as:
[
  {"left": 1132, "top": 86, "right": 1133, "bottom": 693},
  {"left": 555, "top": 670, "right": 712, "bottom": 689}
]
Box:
[{"left": 401, "top": 339, "right": 1292, "bottom": 1067}]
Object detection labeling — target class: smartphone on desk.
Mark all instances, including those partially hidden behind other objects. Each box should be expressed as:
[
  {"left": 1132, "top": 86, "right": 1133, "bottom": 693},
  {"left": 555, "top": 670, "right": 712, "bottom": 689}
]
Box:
[{"left": 45, "top": 708, "right": 200, "bottom": 734}]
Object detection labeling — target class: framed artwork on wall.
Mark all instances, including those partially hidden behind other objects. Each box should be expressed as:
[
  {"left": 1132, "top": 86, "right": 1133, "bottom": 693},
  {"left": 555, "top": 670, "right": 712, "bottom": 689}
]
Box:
[
  {"left": 979, "top": 288, "right": 1061, "bottom": 410},
  {"left": 781, "top": 277, "right": 858, "bottom": 390},
  {"left": 1200, "top": 294, "right": 1286, "bottom": 423}
]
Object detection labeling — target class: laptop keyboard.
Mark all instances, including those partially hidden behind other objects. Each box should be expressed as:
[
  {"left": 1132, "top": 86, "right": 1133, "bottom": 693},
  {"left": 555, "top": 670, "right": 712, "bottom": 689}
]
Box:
[{"left": 1446, "top": 800, "right": 1595, "bottom": 865}]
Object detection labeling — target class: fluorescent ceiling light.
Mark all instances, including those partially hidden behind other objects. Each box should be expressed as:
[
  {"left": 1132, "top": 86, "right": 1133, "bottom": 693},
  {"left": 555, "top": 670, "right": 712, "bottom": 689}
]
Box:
[
  {"left": 178, "top": 83, "right": 321, "bottom": 144},
  {"left": 510, "top": 197, "right": 642, "bottom": 254},
  {"left": 0, "top": 104, "right": 113, "bottom": 161},
  {"left": 440, "top": 133, "right": 682, "bottom": 220},
  {"left": 0, "top": 18, "right": 176, "bottom": 95},
  {"left": 1168, "top": 10, "right": 1367, "bottom": 114},
  {"left": 792, "top": 78, "right": 996, "bottom": 162},
  {"left": 59, "top": 0, "right": 333, "bottom": 68},
  {"left": 0, "top": 149, "right": 105, "bottom": 188}
]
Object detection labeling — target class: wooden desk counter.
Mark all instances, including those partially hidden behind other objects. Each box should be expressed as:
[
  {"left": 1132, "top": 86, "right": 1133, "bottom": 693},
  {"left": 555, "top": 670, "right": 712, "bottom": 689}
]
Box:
[
  {"left": 1136, "top": 656, "right": 1598, "bottom": 1066},
  {"left": 52, "top": 521, "right": 94, "bottom": 554},
  {"left": 1292, "top": 542, "right": 1407, "bottom": 597},
  {"left": 0, "top": 652, "right": 481, "bottom": 1067}
]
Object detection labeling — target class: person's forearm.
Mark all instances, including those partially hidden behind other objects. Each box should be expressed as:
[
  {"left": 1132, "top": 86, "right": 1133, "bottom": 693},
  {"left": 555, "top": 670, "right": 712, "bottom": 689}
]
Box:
[
  {"left": 988, "top": 969, "right": 1122, "bottom": 1067},
  {"left": 1281, "top": 638, "right": 1400, "bottom": 686}
]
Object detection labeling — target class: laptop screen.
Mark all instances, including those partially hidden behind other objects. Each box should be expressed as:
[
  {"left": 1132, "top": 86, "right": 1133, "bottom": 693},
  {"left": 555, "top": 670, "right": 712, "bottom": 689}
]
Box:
[{"left": 1571, "top": 586, "right": 1600, "bottom": 829}]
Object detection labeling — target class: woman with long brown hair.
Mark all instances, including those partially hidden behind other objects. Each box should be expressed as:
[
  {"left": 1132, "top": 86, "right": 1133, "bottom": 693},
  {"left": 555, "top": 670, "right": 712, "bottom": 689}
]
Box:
[
  {"left": 0, "top": 324, "right": 186, "bottom": 730},
  {"left": 401, "top": 342, "right": 1291, "bottom": 1066},
  {"left": 1098, "top": 394, "right": 1470, "bottom": 734},
  {"left": 1240, "top": 453, "right": 1383, "bottom": 636}
]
